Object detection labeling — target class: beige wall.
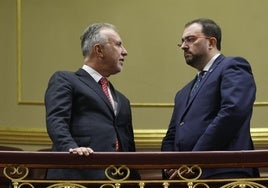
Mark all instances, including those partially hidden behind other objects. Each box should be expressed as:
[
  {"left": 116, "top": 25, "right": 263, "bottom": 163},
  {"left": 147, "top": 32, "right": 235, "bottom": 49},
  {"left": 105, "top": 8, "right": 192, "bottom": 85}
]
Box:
[{"left": 1, "top": 0, "right": 268, "bottom": 150}]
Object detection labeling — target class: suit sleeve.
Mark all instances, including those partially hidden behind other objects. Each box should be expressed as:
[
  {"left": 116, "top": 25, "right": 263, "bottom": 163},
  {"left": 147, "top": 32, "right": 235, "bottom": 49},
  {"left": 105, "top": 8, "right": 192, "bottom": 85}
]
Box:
[
  {"left": 193, "top": 57, "right": 256, "bottom": 151},
  {"left": 161, "top": 121, "right": 176, "bottom": 151},
  {"left": 45, "top": 71, "right": 78, "bottom": 151},
  {"left": 161, "top": 95, "right": 180, "bottom": 151}
]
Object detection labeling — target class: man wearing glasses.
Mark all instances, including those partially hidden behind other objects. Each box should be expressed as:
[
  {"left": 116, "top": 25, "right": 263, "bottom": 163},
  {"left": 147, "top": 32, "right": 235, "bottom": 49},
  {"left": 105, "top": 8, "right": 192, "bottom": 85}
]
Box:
[{"left": 161, "top": 18, "right": 259, "bottom": 179}]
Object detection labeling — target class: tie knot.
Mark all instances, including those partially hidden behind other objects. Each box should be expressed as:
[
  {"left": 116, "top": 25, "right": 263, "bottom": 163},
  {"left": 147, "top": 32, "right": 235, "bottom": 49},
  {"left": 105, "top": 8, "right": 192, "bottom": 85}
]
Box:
[
  {"left": 198, "top": 71, "right": 207, "bottom": 79},
  {"left": 99, "top": 77, "right": 109, "bottom": 86},
  {"left": 199, "top": 70, "right": 206, "bottom": 76}
]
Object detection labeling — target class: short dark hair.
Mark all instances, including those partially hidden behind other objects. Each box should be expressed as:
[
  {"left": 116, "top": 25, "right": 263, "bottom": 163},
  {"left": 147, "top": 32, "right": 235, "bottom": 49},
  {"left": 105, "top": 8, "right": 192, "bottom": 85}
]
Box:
[
  {"left": 185, "top": 18, "right": 222, "bottom": 50},
  {"left": 80, "top": 23, "right": 117, "bottom": 57}
]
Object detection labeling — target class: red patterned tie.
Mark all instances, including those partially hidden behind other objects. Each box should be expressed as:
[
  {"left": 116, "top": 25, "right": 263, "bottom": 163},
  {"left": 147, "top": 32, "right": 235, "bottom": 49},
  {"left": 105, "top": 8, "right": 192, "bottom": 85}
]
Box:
[
  {"left": 99, "top": 77, "right": 120, "bottom": 151},
  {"left": 99, "top": 77, "right": 113, "bottom": 105}
]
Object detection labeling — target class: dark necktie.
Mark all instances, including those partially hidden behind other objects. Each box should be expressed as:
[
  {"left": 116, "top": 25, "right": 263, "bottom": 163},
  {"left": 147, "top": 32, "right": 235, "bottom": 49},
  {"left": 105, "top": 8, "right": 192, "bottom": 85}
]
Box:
[
  {"left": 99, "top": 77, "right": 120, "bottom": 151},
  {"left": 190, "top": 71, "right": 206, "bottom": 97}
]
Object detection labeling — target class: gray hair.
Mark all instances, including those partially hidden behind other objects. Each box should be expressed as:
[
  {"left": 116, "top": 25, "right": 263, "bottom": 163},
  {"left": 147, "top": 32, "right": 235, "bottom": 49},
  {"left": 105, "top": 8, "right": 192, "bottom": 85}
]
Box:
[{"left": 80, "top": 23, "right": 117, "bottom": 57}]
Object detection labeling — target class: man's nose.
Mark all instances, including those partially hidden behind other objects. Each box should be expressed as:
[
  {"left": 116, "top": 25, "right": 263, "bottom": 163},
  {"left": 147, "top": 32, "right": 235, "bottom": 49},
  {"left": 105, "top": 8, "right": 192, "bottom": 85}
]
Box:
[{"left": 122, "top": 46, "right": 128, "bottom": 56}]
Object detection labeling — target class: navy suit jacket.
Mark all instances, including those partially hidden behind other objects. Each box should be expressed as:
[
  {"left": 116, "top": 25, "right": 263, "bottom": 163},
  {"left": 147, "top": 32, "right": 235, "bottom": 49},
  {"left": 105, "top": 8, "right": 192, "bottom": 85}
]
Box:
[
  {"left": 161, "top": 55, "right": 259, "bottom": 178},
  {"left": 45, "top": 68, "right": 139, "bottom": 179}
]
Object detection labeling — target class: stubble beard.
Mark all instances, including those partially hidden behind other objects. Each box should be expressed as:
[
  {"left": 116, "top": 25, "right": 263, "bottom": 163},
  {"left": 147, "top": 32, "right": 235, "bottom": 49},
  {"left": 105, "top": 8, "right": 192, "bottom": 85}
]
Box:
[{"left": 185, "top": 53, "right": 205, "bottom": 70}]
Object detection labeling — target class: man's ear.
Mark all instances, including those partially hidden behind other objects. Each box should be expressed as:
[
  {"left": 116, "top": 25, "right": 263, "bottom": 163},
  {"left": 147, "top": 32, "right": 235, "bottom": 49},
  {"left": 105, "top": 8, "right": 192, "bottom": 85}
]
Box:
[
  {"left": 209, "top": 37, "right": 217, "bottom": 49},
  {"left": 94, "top": 44, "right": 104, "bottom": 58}
]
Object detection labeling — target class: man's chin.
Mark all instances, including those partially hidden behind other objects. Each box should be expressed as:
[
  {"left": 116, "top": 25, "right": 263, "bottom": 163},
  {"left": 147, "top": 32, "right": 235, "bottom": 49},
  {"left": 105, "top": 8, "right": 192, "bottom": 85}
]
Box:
[
  {"left": 112, "top": 68, "right": 122, "bottom": 75},
  {"left": 185, "top": 58, "right": 192, "bottom": 65},
  {"left": 186, "top": 60, "right": 196, "bottom": 67}
]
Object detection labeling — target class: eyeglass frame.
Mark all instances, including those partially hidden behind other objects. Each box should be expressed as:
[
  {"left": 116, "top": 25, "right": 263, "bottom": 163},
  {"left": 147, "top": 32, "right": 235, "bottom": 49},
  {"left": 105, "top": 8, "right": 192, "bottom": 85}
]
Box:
[{"left": 177, "top": 35, "right": 211, "bottom": 47}]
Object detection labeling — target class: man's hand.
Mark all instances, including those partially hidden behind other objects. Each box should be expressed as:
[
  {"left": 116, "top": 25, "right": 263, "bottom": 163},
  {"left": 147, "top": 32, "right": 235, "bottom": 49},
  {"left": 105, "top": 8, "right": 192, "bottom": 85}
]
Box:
[{"left": 69, "top": 147, "right": 94, "bottom": 156}]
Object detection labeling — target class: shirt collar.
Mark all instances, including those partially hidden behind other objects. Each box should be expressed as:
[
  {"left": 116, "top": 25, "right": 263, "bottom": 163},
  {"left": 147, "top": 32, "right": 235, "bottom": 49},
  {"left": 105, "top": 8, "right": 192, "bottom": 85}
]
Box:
[
  {"left": 82, "top": 64, "right": 103, "bottom": 83},
  {"left": 203, "top": 53, "right": 221, "bottom": 72}
]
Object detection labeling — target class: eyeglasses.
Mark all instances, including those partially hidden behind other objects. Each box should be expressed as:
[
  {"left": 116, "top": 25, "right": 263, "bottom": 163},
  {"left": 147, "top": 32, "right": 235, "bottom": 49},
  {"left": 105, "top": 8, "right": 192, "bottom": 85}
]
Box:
[{"left": 178, "top": 35, "right": 211, "bottom": 47}]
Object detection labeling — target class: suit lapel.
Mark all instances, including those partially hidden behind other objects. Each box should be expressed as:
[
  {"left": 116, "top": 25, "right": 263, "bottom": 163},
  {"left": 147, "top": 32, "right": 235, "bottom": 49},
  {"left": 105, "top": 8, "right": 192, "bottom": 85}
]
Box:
[
  {"left": 75, "top": 69, "right": 115, "bottom": 115},
  {"left": 109, "top": 82, "right": 121, "bottom": 116},
  {"left": 188, "top": 54, "right": 224, "bottom": 104},
  {"left": 186, "top": 73, "right": 208, "bottom": 106},
  {"left": 181, "top": 55, "right": 225, "bottom": 119}
]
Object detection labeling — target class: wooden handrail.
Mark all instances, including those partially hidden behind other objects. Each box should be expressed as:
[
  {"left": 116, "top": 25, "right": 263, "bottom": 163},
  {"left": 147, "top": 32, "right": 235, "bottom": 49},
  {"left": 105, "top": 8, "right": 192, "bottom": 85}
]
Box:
[
  {"left": 1, "top": 150, "right": 268, "bottom": 169},
  {"left": 1, "top": 150, "right": 268, "bottom": 188}
]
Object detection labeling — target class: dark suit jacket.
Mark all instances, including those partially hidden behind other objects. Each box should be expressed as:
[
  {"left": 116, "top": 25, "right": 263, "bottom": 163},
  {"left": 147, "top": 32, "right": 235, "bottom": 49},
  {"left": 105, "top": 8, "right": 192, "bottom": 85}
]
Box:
[
  {"left": 161, "top": 55, "right": 259, "bottom": 178},
  {"left": 45, "top": 68, "right": 139, "bottom": 180}
]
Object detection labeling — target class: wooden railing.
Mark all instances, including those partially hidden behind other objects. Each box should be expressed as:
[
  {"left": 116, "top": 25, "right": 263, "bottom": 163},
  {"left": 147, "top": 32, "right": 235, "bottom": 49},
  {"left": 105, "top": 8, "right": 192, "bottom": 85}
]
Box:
[{"left": 1, "top": 150, "right": 268, "bottom": 188}]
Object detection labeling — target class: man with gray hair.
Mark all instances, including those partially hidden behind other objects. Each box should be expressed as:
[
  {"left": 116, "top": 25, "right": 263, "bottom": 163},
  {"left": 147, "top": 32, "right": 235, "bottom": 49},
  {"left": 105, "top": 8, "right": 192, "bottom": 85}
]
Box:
[{"left": 45, "top": 23, "right": 139, "bottom": 180}]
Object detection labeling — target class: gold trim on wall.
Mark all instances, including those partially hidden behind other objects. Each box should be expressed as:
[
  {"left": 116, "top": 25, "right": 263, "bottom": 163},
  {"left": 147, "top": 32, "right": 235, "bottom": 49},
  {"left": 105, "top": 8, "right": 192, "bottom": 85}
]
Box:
[
  {"left": 16, "top": 0, "right": 268, "bottom": 107},
  {"left": 0, "top": 128, "right": 268, "bottom": 150},
  {"left": 17, "top": 0, "right": 22, "bottom": 104}
]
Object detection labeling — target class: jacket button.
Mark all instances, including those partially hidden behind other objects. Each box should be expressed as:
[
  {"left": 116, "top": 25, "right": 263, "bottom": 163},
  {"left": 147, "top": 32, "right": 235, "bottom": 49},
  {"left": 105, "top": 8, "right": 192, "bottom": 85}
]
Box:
[{"left": 179, "top": 122, "right": 184, "bottom": 126}]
